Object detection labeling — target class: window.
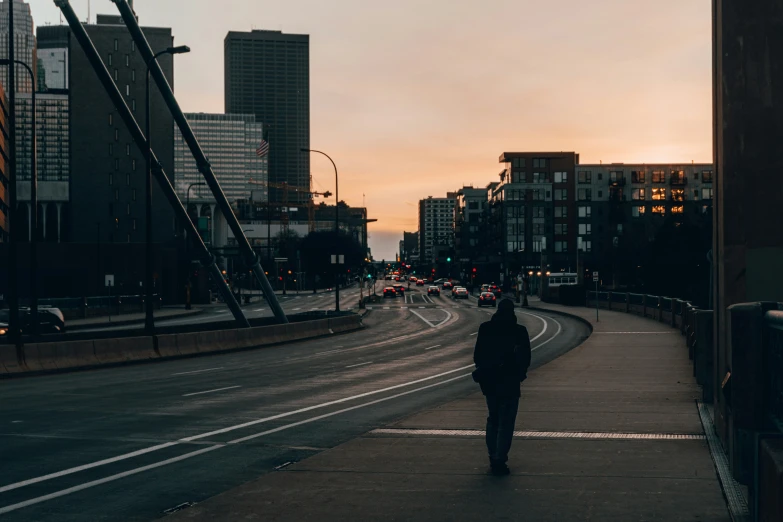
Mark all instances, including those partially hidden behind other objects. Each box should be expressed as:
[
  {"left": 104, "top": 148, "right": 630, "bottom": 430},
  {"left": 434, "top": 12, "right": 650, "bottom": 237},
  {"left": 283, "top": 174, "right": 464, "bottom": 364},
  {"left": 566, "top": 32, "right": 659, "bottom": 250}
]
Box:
[
  {"left": 126, "top": 203, "right": 131, "bottom": 215},
  {"left": 533, "top": 223, "right": 545, "bottom": 235},
  {"left": 583, "top": 240, "right": 592, "bottom": 252},
  {"left": 554, "top": 172, "right": 567, "bottom": 183},
  {"left": 512, "top": 171, "right": 525, "bottom": 183},
  {"left": 113, "top": 69, "right": 118, "bottom": 81},
  {"left": 554, "top": 189, "right": 567, "bottom": 201},
  {"left": 702, "top": 170, "right": 713, "bottom": 183},
  {"left": 131, "top": 99, "right": 136, "bottom": 112},
  {"left": 555, "top": 224, "right": 567, "bottom": 235},
  {"left": 693, "top": 171, "right": 699, "bottom": 180},
  {"left": 109, "top": 143, "right": 114, "bottom": 155},
  {"left": 533, "top": 207, "right": 545, "bottom": 218},
  {"left": 651, "top": 187, "right": 666, "bottom": 200},
  {"left": 577, "top": 188, "right": 592, "bottom": 201},
  {"left": 126, "top": 173, "right": 130, "bottom": 185},
  {"left": 652, "top": 205, "right": 666, "bottom": 215},
  {"left": 555, "top": 241, "right": 567, "bottom": 253},
  {"left": 131, "top": 40, "right": 135, "bottom": 52},
  {"left": 578, "top": 171, "right": 592, "bottom": 183},
  {"left": 632, "top": 171, "right": 645, "bottom": 183},
  {"left": 132, "top": 159, "right": 136, "bottom": 171},
  {"left": 511, "top": 158, "right": 525, "bottom": 168},
  {"left": 108, "top": 53, "right": 113, "bottom": 66},
  {"left": 578, "top": 206, "right": 591, "bottom": 218},
  {"left": 126, "top": 144, "right": 130, "bottom": 156},
  {"left": 131, "top": 69, "right": 136, "bottom": 82},
  {"left": 609, "top": 171, "right": 624, "bottom": 182},
  {"left": 115, "top": 218, "right": 119, "bottom": 229},
  {"left": 132, "top": 189, "right": 137, "bottom": 201},
  {"left": 671, "top": 205, "right": 684, "bottom": 214},
  {"left": 125, "top": 85, "right": 130, "bottom": 96},
  {"left": 578, "top": 223, "right": 591, "bottom": 235},
  {"left": 125, "top": 54, "right": 129, "bottom": 67},
  {"left": 554, "top": 206, "right": 567, "bottom": 218},
  {"left": 115, "top": 129, "right": 119, "bottom": 141},
  {"left": 114, "top": 39, "right": 118, "bottom": 51},
  {"left": 670, "top": 170, "right": 686, "bottom": 184},
  {"left": 597, "top": 172, "right": 603, "bottom": 181},
  {"left": 694, "top": 189, "right": 699, "bottom": 199},
  {"left": 532, "top": 172, "right": 550, "bottom": 183},
  {"left": 632, "top": 206, "right": 645, "bottom": 217},
  {"left": 671, "top": 188, "right": 685, "bottom": 202},
  {"left": 114, "top": 189, "right": 119, "bottom": 201},
  {"left": 532, "top": 158, "right": 548, "bottom": 168},
  {"left": 632, "top": 188, "right": 645, "bottom": 200},
  {"left": 114, "top": 158, "right": 119, "bottom": 170},
  {"left": 652, "top": 170, "right": 665, "bottom": 183},
  {"left": 109, "top": 113, "right": 113, "bottom": 126},
  {"left": 702, "top": 188, "right": 714, "bottom": 200},
  {"left": 597, "top": 190, "right": 603, "bottom": 198}
]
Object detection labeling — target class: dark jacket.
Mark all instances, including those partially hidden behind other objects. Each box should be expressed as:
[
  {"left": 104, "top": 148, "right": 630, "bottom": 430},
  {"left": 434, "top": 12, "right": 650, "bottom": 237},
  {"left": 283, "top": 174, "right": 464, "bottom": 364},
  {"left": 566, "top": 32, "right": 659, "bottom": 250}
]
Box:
[{"left": 473, "top": 310, "right": 532, "bottom": 397}]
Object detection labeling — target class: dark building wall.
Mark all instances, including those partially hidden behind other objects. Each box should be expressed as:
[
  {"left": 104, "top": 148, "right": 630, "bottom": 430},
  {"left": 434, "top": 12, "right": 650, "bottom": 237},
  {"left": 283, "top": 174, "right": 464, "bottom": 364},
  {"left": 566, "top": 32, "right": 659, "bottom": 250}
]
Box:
[
  {"left": 224, "top": 30, "right": 309, "bottom": 204},
  {"left": 66, "top": 16, "right": 176, "bottom": 244},
  {"left": 0, "top": 83, "right": 7, "bottom": 243}
]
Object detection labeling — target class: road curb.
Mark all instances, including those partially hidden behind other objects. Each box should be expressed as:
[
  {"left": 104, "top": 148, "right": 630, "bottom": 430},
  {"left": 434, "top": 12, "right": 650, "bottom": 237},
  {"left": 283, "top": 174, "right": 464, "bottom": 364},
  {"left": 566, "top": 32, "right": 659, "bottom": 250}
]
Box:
[
  {"left": 524, "top": 305, "right": 594, "bottom": 334},
  {"left": 67, "top": 308, "right": 206, "bottom": 331}
]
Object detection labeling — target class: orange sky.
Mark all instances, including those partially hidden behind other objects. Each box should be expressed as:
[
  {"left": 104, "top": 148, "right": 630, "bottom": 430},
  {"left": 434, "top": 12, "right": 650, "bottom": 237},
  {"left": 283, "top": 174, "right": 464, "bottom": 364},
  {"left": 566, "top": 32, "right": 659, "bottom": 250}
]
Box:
[{"left": 34, "top": 0, "right": 712, "bottom": 260}]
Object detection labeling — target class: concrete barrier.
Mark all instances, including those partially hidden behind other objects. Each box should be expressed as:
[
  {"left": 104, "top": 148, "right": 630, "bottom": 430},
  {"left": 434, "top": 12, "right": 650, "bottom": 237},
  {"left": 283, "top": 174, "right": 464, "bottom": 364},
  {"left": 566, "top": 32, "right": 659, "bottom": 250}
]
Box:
[
  {"left": 756, "top": 437, "right": 783, "bottom": 521},
  {"left": 1, "top": 314, "right": 364, "bottom": 376}
]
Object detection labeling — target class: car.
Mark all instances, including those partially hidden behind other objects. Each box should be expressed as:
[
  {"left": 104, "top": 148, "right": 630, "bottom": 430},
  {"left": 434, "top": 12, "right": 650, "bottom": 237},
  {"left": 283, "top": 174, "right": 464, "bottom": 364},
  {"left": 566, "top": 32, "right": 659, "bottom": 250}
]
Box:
[
  {"left": 0, "top": 307, "right": 66, "bottom": 334},
  {"left": 416, "top": 279, "right": 425, "bottom": 286},
  {"left": 409, "top": 275, "right": 417, "bottom": 282},
  {"left": 453, "top": 287, "right": 469, "bottom": 299},
  {"left": 488, "top": 284, "right": 502, "bottom": 298},
  {"left": 392, "top": 283, "right": 406, "bottom": 295},
  {"left": 383, "top": 286, "right": 397, "bottom": 298},
  {"left": 477, "top": 291, "right": 497, "bottom": 307},
  {"left": 394, "top": 276, "right": 401, "bottom": 282},
  {"left": 442, "top": 281, "right": 453, "bottom": 290},
  {"left": 427, "top": 286, "right": 440, "bottom": 296},
  {"left": 480, "top": 284, "right": 490, "bottom": 293}
]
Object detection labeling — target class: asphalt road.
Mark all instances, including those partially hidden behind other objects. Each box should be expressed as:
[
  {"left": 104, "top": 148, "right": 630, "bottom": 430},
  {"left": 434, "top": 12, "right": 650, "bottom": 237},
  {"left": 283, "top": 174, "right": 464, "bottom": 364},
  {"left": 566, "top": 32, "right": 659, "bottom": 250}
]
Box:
[{"left": 0, "top": 288, "right": 590, "bottom": 521}]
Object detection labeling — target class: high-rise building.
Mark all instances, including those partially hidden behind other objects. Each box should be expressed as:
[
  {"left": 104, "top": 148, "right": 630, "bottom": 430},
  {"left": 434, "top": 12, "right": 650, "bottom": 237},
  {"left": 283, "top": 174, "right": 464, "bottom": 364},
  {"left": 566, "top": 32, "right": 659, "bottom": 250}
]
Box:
[
  {"left": 224, "top": 29, "right": 309, "bottom": 204},
  {"left": 0, "top": 0, "right": 36, "bottom": 93},
  {"left": 175, "top": 113, "right": 268, "bottom": 204},
  {"left": 64, "top": 14, "right": 176, "bottom": 244},
  {"left": 0, "top": 82, "right": 8, "bottom": 243},
  {"left": 36, "top": 25, "right": 69, "bottom": 91},
  {"left": 418, "top": 196, "right": 457, "bottom": 264}
]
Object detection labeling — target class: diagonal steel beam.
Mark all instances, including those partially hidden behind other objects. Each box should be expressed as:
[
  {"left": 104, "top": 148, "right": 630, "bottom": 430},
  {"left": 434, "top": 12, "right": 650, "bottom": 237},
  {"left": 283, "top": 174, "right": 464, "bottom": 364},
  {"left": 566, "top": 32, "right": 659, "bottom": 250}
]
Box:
[
  {"left": 53, "top": 0, "right": 250, "bottom": 328},
  {"left": 111, "top": 0, "right": 288, "bottom": 324}
]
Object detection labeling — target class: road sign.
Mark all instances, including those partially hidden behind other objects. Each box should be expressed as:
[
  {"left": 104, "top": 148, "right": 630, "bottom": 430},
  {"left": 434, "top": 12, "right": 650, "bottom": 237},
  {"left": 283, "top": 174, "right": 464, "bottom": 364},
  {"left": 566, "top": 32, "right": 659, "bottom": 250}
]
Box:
[
  {"left": 274, "top": 257, "right": 288, "bottom": 262},
  {"left": 331, "top": 254, "right": 345, "bottom": 265},
  {"left": 105, "top": 274, "right": 114, "bottom": 287},
  {"left": 592, "top": 271, "right": 599, "bottom": 282}
]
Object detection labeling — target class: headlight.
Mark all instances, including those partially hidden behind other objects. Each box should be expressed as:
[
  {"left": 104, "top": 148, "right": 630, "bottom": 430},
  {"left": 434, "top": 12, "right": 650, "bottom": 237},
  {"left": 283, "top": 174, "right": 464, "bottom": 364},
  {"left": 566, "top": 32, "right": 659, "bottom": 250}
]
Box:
[{"left": 0, "top": 328, "right": 7, "bottom": 336}]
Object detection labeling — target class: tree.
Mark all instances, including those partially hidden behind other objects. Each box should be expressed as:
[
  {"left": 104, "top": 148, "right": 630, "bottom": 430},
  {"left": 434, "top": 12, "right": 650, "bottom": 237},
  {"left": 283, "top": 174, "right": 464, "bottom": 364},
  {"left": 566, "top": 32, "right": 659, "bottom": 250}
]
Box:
[{"left": 300, "top": 230, "right": 365, "bottom": 287}]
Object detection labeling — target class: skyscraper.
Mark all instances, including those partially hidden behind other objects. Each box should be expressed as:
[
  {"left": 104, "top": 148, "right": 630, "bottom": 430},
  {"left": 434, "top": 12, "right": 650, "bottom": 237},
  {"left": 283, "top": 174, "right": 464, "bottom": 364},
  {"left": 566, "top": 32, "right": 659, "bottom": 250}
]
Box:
[
  {"left": 0, "top": 0, "right": 36, "bottom": 93},
  {"left": 224, "top": 29, "right": 309, "bottom": 204}
]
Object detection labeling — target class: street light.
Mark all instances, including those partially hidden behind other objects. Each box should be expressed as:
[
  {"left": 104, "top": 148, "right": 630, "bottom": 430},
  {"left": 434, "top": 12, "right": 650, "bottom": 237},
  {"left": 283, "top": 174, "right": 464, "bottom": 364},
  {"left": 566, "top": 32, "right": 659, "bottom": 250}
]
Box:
[
  {"left": 0, "top": 58, "right": 37, "bottom": 335},
  {"left": 145, "top": 45, "right": 190, "bottom": 333},
  {"left": 301, "top": 148, "right": 340, "bottom": 312}
]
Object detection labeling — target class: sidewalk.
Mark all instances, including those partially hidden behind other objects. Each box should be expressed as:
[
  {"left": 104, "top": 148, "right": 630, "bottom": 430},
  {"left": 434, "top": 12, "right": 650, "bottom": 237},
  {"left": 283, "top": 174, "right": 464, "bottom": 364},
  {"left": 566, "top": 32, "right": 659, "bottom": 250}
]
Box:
[{"left": 166, "top": 303, "right": 731, "bottom": 521}]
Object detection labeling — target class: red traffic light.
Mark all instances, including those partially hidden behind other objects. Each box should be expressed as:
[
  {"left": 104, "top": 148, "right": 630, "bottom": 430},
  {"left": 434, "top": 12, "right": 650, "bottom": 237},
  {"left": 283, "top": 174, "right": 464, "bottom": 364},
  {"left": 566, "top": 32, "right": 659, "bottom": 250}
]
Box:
[{"left": 472, "top": 267, "right": 477, "bottom": 273}]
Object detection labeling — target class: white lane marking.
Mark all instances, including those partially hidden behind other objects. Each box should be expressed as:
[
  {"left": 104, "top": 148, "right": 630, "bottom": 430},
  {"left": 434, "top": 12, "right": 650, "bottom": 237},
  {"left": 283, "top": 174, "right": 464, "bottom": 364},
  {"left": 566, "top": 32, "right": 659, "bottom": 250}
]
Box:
[
  {"left": 531, "top": 317, "right": 562, "bottom": 352},
  {"left": 0, "top": 445, "right": 223, "bottom": 516},
  {"left": 383, "top": 306, "right": 390, "bottom": 310},
  {"left": 0, "top": 441, "right": 179, "bottom": 494},
  {"left": 345, "top": 361, "right": 373, "bottom": 369},
  {"left": 517, "top": 310, "right": 548, "bottom": 342},
  {"left": 214, "top": 310, "right": 229, "bottom": 314},
  {"left": 228, "top": 373, "right": 472, "bottom": 444},
  {"left": 469, "top": 332, "right": 478, "bottom": 336},
  {"left": 418, "top": 306, "right": 425, "bottom": 309},
  {"left": 424, "top": 344, "right": 441, "bottom": 351},
  {"left": 182, "top": 385, "right": 241, "bottom": 397},
  {"left": 409, "top": 308, "right": 451, "bottom": 328},
  {"left": 253, "top": 308, "right": 265, "bottom": 312},
  {"left": 293, "top": 308, "right": 302, "bottom": 311},
  {"left": 171, "top": 367, "right": 223, "bottom": 376}
]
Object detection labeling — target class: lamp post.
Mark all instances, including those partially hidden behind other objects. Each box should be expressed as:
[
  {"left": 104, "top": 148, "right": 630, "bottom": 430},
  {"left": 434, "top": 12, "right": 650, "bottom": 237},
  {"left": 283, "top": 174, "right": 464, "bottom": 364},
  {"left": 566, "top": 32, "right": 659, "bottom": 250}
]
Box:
[
  {"left": 302, "top": 148, "right": 340, "bottom": 312},
  {"left": 145, "top": 45, "right": 190, "bottom": 333},
  {"left": 0, "top": 59, "right": 36, "bottom": 335}
]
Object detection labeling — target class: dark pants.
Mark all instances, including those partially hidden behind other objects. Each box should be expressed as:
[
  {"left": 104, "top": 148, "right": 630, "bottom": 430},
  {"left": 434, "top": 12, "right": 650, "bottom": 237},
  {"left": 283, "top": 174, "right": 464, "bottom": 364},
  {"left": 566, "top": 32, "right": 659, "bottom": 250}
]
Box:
[{"left": 485, "top": 394, "right": 520, "bottom": 464}]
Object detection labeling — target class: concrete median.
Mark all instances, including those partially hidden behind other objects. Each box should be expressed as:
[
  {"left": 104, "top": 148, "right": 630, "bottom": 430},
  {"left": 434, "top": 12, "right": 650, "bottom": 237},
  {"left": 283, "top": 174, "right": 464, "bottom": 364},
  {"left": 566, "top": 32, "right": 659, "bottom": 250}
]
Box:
[{"left": 1, "top": 313, "right": 364, "bottom": 376}]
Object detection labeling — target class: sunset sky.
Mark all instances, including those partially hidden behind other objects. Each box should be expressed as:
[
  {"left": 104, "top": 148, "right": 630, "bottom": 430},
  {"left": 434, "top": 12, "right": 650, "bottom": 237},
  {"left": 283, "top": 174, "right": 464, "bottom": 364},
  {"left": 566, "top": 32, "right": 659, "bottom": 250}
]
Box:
[{"left": 32, "top": 0, "right": 713, "bottom": 260}]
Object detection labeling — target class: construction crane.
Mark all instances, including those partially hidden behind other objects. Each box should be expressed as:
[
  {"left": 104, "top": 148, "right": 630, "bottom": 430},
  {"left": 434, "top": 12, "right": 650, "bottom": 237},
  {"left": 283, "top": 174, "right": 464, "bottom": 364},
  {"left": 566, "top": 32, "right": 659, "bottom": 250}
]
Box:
[{"left": 247, "top": 179, "right": 331, "bottom": 234}]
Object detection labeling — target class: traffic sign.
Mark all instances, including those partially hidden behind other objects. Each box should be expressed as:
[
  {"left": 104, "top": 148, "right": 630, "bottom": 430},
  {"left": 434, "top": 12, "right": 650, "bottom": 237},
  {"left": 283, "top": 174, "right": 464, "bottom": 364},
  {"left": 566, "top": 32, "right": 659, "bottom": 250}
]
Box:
[
  {"left": 592, "top": 271, "right": 599, "bottom": 282},
  {"left": 274, "top": 257, "right": 288, "bottom": 262},
  {"left": 105, "top": 274, "right": 115, "bottom": 287}
]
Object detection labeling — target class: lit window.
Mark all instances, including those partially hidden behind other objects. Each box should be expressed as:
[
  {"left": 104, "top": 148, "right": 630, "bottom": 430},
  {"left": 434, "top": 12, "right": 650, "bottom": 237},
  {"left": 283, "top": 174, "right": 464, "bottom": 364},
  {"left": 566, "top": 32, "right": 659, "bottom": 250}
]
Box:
[
  {"left": 126, "top": 144, "right": 130, "bottom": 156},
  {"left": 702, "top": 188, "right": 714, "bottom": 200},
  {"left": 109, "top": 113, "right": 113, "bottom": 125},
  {"left": 114, "top": 39, "right": 118, "bottom": 51},
  {"left": 554, "top": 189, "right": 567, "bottom": 201},
  {"left": 554, "top": 206, "right": 567, "bottom": 218},
  {"left": 671, "top": 188, "right": 685, "bottom": 202},
  {"left": 632, "top": 206, "right": 645, "bottom": 217},
  {"left": 578, "top": 206, "right": 591, "bottom": 218},
  {"left": 125, "top": 54, "right": 129, "bottom": 67},
  {"left": 554, "top": 172, "right": 568, "bottom": 183},
  {"left": 554, "top": 241, "right": 567, "bottom": 253},
  {"left": 632, "top": 188, "right": 645, "bottom": 200},
  {"left": 652, "top": 205, "right": 665, "bottom": 215},
  {"left": 652, "top": 171, "right": 666, "bottom": 183},
  {"left": 583, "top": 240, "right": 592, "bottom": 252},
  {"left": 652, "top": 188, "right": 666, "bottom": 200},
  {"left": 671, "top": 205, "right": 684, "bottom": 214},
  {"left": 632, "top": 171, "right": 645, "bottom": 183},
  {"left": 115, "top": 129, "right": 119, "bottom": 141},
  {"left": 702, "top": 170, "right": 713, "bottom": 183}
]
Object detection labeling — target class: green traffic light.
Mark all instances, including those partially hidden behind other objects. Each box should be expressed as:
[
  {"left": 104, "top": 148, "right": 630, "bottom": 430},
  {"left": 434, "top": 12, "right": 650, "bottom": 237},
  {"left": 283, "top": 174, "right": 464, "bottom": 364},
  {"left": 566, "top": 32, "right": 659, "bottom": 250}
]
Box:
[{"left": 446, "top": 257, "right": 451, "bottom": 262}]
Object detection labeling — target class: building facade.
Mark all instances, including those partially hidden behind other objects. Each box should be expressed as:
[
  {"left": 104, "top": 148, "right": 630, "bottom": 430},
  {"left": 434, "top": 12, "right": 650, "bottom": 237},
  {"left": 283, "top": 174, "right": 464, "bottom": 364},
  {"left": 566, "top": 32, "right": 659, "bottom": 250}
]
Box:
[
  {"left": 224, "top": 30, "right": 309, "bottom": 204},
  {"left": 0, "top": 82, "right": 7, "bottom": 243},
  {"left": 175, "top": 112, "right": 268, "bottom": 210},
  {"left": 418, "top": 196, "right": 457, "bottom": 264},
  {"left": 0, "top": 0, "right": 36, "bottom": 93},
  {"left": 64, "top": 15, "right": 176, "bottom": 244},
  {"left": 454, "top": 186, "right": 489, "bottom": 263},
  {"left": 36, "top": 25, "right": 69, "bottom": 92}
]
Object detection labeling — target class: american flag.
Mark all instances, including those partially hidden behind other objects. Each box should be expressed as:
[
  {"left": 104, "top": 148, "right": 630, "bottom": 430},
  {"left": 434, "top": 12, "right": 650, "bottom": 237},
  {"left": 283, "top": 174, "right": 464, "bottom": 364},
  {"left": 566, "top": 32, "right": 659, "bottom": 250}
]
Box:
[{"left": 256, "top": 138, "right": 269, "bottom": 157}]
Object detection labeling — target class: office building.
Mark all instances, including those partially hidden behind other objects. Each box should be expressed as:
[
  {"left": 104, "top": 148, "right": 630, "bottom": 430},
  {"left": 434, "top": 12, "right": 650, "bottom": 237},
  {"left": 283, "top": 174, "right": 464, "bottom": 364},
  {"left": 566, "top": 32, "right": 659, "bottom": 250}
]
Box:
[
  {"left": 454, "top": 186, "right": 489, "bottom": 262},
  {"left": 175, "top": 112, "right": 268, "bottom": 208},
  {"left": 0, "top": 82, "right": 7, "bottom": 243},
  {"left": 36, "top": 25, "right": 69, "bottom": 91},
  {"left": 0, "top": 0, "right": 36, "bottom": 93},
  {"left": 224, "top": 29, "right": 309, "bottom": 203},
  {"left": 418, "top": 196, "right": 457, "bottom": 264}
]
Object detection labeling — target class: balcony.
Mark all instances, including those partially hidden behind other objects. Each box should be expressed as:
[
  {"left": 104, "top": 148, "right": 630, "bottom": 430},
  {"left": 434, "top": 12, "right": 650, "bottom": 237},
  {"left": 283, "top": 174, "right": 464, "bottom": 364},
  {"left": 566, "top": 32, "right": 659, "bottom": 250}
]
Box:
[
  {"left": 609, "top": 178, "right": 626, "bottom": 187},
  {"left": 670, "top": 176, "right": 688, "bottom": 186}
]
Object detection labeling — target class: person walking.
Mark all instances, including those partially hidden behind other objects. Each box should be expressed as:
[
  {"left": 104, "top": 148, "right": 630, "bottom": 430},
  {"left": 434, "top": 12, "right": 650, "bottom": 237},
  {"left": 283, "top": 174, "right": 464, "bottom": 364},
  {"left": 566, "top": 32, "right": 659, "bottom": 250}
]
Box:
[{"left": 472, "top": 298, "right": 532, "bottom": 475}]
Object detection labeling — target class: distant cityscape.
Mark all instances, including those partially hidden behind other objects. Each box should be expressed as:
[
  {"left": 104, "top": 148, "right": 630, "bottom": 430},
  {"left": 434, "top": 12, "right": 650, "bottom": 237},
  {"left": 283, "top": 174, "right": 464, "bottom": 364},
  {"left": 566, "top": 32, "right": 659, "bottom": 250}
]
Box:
[{"left": 0, "top": 0, "right": 372, "bottom": 303}]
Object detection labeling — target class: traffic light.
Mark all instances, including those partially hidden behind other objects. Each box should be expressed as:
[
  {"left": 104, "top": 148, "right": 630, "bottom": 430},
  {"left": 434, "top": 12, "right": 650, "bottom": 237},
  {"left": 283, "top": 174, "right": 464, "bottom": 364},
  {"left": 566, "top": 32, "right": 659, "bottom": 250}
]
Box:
[{"left": 446, "top": 257, "right": 452, "bottom": 263}]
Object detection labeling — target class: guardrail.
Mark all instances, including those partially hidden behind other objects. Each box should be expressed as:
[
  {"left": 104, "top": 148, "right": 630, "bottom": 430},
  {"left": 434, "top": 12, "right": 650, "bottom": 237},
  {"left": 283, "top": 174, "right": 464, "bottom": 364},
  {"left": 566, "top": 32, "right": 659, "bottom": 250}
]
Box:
[
  {"left": 587, "top": 291, "right": 783, "bottom": 519},
  {"left": 0, "top": 314, "right": 364, "bottom": 376}
]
